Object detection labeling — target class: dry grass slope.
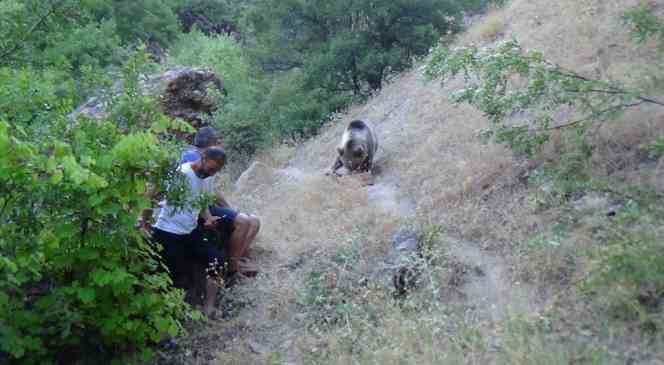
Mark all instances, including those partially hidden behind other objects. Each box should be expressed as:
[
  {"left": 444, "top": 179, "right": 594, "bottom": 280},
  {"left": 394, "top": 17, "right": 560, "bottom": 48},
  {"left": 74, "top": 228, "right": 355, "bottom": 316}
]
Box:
[{"left": 162, "top": 0, "right": 664, "bottom": 364}]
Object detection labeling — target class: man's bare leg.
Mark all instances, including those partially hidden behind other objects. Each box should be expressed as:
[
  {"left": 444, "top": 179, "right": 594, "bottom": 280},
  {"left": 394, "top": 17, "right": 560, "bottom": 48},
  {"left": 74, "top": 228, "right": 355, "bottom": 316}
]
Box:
[
  {"left": 247, "top": 215, "right": 260, "bottom": 249},
  {"left": 227, "top": 214, "right": 260, "bottom": 276},
  {"left": 227, "top": 214, "right": 251, "bottom": 272},
  {"left": 239, "top": 214, "right": 260, "bottom": 257}
]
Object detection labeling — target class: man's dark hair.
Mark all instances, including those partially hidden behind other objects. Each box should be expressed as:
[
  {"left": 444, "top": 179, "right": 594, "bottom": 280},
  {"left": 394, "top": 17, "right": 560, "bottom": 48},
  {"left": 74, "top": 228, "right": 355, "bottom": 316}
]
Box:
[
  {"left": 203, "top": 146, "right": 226, "bottom": 164},
  {"left": 194, "top": 126, "right": 218, "bottom": 148}
]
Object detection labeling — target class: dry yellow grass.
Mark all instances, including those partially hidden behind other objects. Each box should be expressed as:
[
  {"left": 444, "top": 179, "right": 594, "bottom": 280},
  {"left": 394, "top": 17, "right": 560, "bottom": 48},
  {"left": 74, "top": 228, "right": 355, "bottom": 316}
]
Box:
[
  {"left": 165, "top": 1, "right": 664, "bottom": 363},
  {"left": 471, "top": 13, "right": 505, "bottom": 41}
]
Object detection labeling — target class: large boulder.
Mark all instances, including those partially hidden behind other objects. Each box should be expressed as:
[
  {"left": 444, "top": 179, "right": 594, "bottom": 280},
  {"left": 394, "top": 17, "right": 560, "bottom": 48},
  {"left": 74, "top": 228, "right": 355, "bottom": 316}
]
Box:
[
  {"left": 72, "top": 67, "right": 224, "bottom": 128},
  {"left": 234, "top": 162, "right": 276, "bottom": 195}
]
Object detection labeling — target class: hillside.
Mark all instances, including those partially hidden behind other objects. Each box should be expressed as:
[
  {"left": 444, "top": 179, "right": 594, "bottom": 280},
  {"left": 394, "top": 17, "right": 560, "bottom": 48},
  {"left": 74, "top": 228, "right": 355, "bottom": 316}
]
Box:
[{"left": 160, "top": 0, "right": 664, "bottom": 364}]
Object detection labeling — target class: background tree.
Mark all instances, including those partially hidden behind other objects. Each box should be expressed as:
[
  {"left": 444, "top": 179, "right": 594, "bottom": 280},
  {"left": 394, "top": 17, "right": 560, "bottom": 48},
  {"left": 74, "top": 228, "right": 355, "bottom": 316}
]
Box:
[{"left": 247, "top": 0, "right": 461, "bottom": 95}]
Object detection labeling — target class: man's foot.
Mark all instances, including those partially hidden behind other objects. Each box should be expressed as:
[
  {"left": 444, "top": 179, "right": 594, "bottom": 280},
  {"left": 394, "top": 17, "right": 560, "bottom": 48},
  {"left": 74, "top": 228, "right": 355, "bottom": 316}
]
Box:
[
  {"left": 224, "top": 267, "right": 258, "bottom": 288},
  {"left": 237, "top": 258, "right": 259, "bottom": 277}
]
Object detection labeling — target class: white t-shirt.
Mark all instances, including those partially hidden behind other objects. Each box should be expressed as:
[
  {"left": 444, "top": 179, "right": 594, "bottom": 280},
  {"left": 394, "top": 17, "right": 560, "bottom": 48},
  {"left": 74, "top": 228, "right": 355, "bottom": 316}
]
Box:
[{"left": 154, "top": 162, "right": 215, "bottom": 235}]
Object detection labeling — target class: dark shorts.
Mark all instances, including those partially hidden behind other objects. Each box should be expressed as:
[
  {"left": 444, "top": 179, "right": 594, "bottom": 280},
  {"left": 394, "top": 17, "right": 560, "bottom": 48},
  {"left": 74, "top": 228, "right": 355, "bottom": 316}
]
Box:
[
  {"left": 152, "top": 227, "right": 225, "bottom": 279},
  {"left": 209, "top": 205, "right": 238, "bottom": 240}
]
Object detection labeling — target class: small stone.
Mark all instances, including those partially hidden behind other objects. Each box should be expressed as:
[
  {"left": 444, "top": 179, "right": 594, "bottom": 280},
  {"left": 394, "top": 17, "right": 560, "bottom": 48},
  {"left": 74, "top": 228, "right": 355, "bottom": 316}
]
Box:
[{"left": 248, "top": 340, "right": 269, "bottom": 354}]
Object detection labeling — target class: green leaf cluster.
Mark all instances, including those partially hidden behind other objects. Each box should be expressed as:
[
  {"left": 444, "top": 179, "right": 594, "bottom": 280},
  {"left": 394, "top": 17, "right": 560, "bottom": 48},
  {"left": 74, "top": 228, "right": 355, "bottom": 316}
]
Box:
[
  {"left": 248, "top": 0, "right": 462, "bottom": 95},
  {"left": 425, "top": 39, "right": 658, "bottom": 156},
  {"left": 0, "top": 50, "right": 195, "bottom": 363},
  {"left": 623, "top": 3, "right": 664, "bottom": 49}
]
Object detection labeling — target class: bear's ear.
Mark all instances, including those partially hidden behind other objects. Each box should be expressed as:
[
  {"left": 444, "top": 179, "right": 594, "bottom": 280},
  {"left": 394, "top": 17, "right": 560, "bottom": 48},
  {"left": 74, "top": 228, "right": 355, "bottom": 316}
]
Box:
[{"left": 337, "top": 147, "right": 344, "bottom": 156}]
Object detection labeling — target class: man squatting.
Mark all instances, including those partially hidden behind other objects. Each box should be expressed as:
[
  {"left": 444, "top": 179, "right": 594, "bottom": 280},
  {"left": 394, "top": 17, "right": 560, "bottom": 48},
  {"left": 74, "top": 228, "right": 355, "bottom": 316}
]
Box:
[{"left": 143, "top": 127, "right": 260, "bottom": 316}]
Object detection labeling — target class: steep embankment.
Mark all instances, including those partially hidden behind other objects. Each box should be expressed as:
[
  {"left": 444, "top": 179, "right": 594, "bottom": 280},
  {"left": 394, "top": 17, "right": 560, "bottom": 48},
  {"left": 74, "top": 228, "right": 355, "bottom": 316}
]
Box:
[{"left": 161, "top": 0, "right": 664, "bottom": 363}]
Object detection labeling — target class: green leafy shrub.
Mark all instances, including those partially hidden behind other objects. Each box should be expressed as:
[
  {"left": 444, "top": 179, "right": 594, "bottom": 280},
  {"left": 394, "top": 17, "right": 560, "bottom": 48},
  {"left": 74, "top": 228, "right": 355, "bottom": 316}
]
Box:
[
  {"left": 425, "top": 39, "right": 664, "bottom": 157},
  {"left": 248, "top": 0, "right": 462, "bottom": 96},
  {"left": 0, "top": 67, "right": 75, "bottom": 130},
  {"left": 112, "top": 0, "right": 181, "bottom": 46},
  {"left": 623, "top": 3, "right": 664, "bottom": 48},
  {"left": 0, "top": 50, "right": 197, "bottom": 363},
  {"left": 583, "top": 198, "right": 664, "bottom": 329}
]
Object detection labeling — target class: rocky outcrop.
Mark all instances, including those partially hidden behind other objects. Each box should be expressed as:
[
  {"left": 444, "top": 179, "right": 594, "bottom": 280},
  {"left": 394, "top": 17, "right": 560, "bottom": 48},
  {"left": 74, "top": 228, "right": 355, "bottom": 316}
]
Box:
[
  {"left": 386, "top": 228, "right": 421, "bottom": 296},
  {"left": 364, "top": 227, "right": 422, "bottom": 296},
  {"left": 72, "top": 67, "right": 224, "bottom": 128},
  {"left": 149, "top": 67, "right": 224, "bottom": 127},
  {"left": 234, "top": 162, "right": 275, "bottom": 194}
]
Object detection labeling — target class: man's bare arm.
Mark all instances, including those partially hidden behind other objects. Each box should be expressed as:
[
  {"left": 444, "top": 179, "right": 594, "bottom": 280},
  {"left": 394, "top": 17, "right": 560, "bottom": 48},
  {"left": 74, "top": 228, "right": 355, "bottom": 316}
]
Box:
[{"left": 216, "top": 190, "right": 231, "bottom": 208}]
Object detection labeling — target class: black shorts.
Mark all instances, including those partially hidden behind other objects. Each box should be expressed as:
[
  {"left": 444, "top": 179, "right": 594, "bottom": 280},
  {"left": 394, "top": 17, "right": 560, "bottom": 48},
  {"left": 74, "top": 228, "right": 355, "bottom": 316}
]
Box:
[{"left": 151, "top": 227, "right": 225, "bottom": 279}]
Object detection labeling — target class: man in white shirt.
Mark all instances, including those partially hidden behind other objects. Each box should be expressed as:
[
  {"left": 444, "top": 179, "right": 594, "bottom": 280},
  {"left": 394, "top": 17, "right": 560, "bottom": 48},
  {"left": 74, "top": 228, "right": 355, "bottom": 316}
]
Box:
[
  {"left": 151, "top": 147, "right": 227, "bottom": 317},
  {"left": 178, "top": 127, "right": 261, "bottom": 281}
]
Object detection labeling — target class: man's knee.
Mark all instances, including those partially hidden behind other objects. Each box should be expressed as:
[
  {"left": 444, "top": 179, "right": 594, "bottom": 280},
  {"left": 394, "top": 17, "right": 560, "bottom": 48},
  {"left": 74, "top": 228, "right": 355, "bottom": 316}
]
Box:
[
  {"left": 250, "top": 215, "right": 260, "bottom": 232},
  {"left": 234, "top": 213, "right": 251, "bottom": 229}
]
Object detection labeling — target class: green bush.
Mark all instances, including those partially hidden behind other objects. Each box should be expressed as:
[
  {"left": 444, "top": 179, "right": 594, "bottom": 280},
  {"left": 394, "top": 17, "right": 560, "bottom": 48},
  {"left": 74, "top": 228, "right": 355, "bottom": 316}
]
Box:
[
  {"left": 583, "top": 198, "right": 664, "bottom": 328},
  {"left": 248, "top": 0, "right": 462, "bottom": 96},
  {"left": 112, "top": 0, "right": 181, "bottom": 46},
  {"left": 623, "top": 3, "right": 664, "bottom": 48},
  {"left": 0, "top": 51, "right": 197, "bottom": 363},
  {"left": 0, "top": 67, "right": 75, "bottom": 129}
]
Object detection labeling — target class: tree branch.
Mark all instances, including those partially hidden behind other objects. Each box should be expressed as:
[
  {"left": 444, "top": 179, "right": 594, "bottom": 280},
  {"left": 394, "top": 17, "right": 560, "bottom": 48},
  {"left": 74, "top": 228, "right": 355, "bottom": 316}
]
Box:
[
  {"left": 564, "top": 88, "right": 664, "bottom": 106},
  {"left": 0, "top": 1, "right": 62, "bottom": 63},
  {"left": 637, "top": 95, "right": 664, "bottom": 107},
  {"left": 542, "top": 101, "right": 646, "bottom": 131}
]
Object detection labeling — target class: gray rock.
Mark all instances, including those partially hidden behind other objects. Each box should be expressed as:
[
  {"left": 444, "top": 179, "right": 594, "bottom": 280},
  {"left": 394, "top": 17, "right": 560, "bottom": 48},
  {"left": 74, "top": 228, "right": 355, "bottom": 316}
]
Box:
[
  {"left": 234, "top": 162, "right": 275, "bottom": 194},
  {"left": 366, "top": 227, "right": 422, "bottom": 295},
  {"left": 72, "top": 67, "right": 224, "bottom": 129},
  {"left": 392, "top": 228, "right": 419, "bottom": 251}
]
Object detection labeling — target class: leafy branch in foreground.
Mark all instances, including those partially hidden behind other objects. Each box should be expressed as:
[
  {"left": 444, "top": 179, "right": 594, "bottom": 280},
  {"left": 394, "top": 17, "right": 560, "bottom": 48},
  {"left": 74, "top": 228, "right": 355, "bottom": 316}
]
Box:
[
  {"left": 0, "top": 49, "right": 200, "bottom": 363},
  {"left": 424, "top": 39, "right": 664, "bottom": 156}
]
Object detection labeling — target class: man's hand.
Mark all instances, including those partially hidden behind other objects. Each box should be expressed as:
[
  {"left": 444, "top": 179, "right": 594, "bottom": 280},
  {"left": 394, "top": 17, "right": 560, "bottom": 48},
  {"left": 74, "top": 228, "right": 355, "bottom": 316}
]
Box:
[{"left": 204, "top": 216, "right": 222, "bottom": 230}]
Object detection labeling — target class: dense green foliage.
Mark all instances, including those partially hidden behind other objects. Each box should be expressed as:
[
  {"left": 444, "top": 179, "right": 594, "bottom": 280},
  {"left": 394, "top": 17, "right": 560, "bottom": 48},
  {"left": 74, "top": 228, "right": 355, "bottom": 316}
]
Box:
[
  {"left": 247, "top": 0, "right": 461, "bottom": 95},
  {"left": 0, "top": 0, "right": 182, "bottom": 69},
  {"left": 0, "top": 49, "right": 199, "bottom": 363}
]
